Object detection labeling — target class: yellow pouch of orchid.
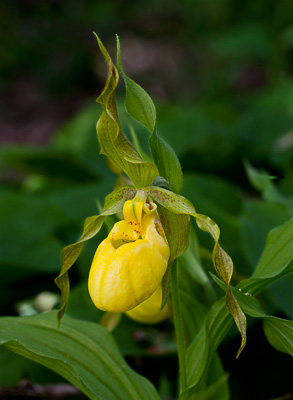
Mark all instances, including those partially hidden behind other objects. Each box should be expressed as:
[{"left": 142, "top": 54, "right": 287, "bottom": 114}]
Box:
[{"left": 88, "top": 196, "right": 170, "bottom": 312}]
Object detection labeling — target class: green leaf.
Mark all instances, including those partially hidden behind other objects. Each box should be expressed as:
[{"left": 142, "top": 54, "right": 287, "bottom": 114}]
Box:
[
  {"left": 145, "top": 186, "right": 247, "bottom": 356},
  {"left": 55, "top": 185, "right": 136, "bottom": 323},
  {"left": 252, "top": 217, "right": 293, "bottom": 279},
  {"left": 0, "top": 311, "right": 160, "bottom": 400},
  {"left": 116, "top": 38, "right": 156, "bottom": 133},
  {"left": 94, "top": 34, "right": 158, "bottom": 188},
  {"left": 216, "top": 278, "right": 267, "bottom": 318},
  {"left": 149, "top": 134, "right": 183, "bottom": 193},
  {"left": 186, "top": 325, "right": 210, "bottom": 388},
  {"left": 263, "top": 317, "right": 293, "bottom": 357},
  {"left": 117, "top": 37, "right": 182, "bottom": 193},
  {"left": 186, "top": 299, "right": 233, "bottom": 390},
  {"left": 244, "top": 160, "right": 293, "bottom": 210},
  {"left": 180, "top": 373, "right": 229, "bottom": 400},
  {"left": 238, "top": 217, "right": 293, "bottom": 295},
  {"left": 238, "top": 263, "right": 293, "bottom": 295},
  {"left": 240, "top": 201, "right": 291, "bottom": 269}
]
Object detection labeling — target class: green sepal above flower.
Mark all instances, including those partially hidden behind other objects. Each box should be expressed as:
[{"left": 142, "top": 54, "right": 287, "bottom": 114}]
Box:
[
  {"left": 94, "top": 34, "right": 158, "bottom": 189},
  {"left": 116, "top": 35, "right": 183, "bottom": 194}
]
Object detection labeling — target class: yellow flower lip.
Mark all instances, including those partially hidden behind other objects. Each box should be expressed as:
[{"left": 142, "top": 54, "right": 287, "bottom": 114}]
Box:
[
  {"left": 88, "top": 194, "right": 170, "bottom": 312},
  {"left": 125, "top": 285, "right": 171, "bottom": 324}
]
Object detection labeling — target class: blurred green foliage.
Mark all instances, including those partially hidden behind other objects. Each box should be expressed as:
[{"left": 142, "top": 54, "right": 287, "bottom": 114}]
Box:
[{"left": 0, "top": 0, "right": 293, "bottom": 399}]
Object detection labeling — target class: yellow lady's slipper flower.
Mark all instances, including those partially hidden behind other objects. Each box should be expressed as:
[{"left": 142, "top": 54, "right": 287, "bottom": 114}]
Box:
[
  {"left": 125, "top": 285, "right": 171, "bottom": 324},
  {"left": 88, "top": 193, "right": 170, "bottom": 312}
]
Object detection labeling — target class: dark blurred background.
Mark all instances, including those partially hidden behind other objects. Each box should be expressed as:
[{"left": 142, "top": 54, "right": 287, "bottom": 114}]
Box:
[{"left": 0, "top": 1, "right": 293, "bottom": 399}]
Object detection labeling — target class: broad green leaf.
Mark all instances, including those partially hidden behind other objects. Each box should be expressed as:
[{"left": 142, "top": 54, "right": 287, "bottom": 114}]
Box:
[
  {"left": 145, "top": 186, "right": 247, "bottom": 356},
  {"left": 186, "top": 325, "right": 210, "bottom": 388},
  {"left": 94, "top": 34, "right": 158, "bottom": 189},
  {"left": 0, "top": 311, "right": 160, "bottom": 400},
  {"left": 238, "top": 263, "right": 293, "bottom": 296},
  {"left": 116, "top": 37, "right": 156, "bottom": 133},
  {"left": 55, "top": 185, "right": 136, "bottom": 323},
  {"left": 211, "top": 274, "right": 266, "bottom": 318},
  {"left": 180, "top": 373, "right": 229, "bottom": 400},
  {"left": 0, "top": 347, "right": 60, "bottom": 388},
  {"left": 235, "top": 290, "right": 267, "bottom": 318},
  {"left": 252, "top": 217, "right": 293, "bottom": 278},
  {"left": 117, "top": 37, "right": 182, "bottom": 193},
  {"left": 179, "top": 289, "right": 208, "bottom": 345},
  {"left": 263, "top": 317, "right": 293, "bottom": 357},
  {"left": 179, "top": 229, "right": 216, "bottom": 309}
]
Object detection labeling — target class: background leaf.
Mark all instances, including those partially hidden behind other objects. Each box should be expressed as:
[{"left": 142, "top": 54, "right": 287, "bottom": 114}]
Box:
[
  {"left": 252, "top": 217, "right": 293, "bottom": 279},
  {"left": 263, "top": 317, "right": 293, "bottom": 357}
]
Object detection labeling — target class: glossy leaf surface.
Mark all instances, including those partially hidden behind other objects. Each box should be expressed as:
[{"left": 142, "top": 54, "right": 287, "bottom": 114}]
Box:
[{"left": 0, "top": 311, "right": 160, "bottom": 400}]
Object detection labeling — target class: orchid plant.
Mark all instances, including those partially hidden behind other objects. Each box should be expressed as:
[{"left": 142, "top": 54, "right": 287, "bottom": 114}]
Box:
[{"left": 0, "top": 35, "right": 292, "bottom": 400}]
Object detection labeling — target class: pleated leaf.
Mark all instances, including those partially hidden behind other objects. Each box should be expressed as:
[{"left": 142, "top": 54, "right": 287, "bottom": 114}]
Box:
[
  {"left": 116, "top": 36, "right": 182, "bottom": 193},
  {"left": 144, "top": 186, "right": 247, "bottom": 356},
  {"left": 94, "top": 34, "right": 158, "bottom": 189},
  {"left": 55, "top": 185, "right": 136, "bottom": 323},
  {"left": 0, "top": 311, "right": 160, "bottom": 400}
]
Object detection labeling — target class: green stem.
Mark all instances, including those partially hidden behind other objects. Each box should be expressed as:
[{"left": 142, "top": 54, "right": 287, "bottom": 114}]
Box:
[{"left": 171, "top": 261, "right": 187, "bottom": 393}]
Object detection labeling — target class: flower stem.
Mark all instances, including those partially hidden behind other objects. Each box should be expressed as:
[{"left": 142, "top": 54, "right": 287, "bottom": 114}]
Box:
[{"left": 171, "top": 261, "right": 187, "bottom": 393}]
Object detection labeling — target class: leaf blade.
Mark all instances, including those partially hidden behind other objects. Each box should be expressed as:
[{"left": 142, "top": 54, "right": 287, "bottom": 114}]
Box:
[
  {"left": 117, "top": 37, "right": 182, "bottom": 193},
  {"left": 263, "top": 316, "right": 293, "bottom": 357},
  {"left": 0, "top": 311, "right": 160, "bottom": 400}
]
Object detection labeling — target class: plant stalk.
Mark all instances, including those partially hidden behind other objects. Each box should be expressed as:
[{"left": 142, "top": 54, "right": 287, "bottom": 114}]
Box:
[{"left": 171, "top": 261, "right": 187, "bottom": 393}]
